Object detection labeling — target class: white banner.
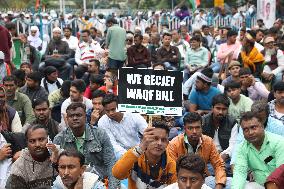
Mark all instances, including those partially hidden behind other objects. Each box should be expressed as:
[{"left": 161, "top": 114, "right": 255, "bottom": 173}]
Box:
[{"left": 257, "top": 0, "right": 276, "bottom": 28}]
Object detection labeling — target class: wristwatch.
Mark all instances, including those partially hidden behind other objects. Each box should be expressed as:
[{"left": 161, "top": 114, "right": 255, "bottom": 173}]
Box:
[{"left": 132, "top": 145, "right": 143, "bottom": 157}]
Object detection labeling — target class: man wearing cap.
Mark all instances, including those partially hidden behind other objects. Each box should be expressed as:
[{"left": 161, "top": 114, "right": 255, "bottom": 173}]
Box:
[
  {"left": 188, "top": 68, "right": 221, "bottom": 115},
  {"left": 222, "top": 61, "right": 241, "bottom": 86},
  {"left": 261, "top": 36, "right": 284, "bottom": 83},
  {"left": 40, "top": 66, "right": 63, "bottom": 94},
  {"left": 43, "top": 27, "right": 72, "bottom": 80},
  {"left": 41, "top": 13, "right": 50, "bottom": 35},
  {"left": 125, "top": 32, "right": 134, "bottom": 49}
]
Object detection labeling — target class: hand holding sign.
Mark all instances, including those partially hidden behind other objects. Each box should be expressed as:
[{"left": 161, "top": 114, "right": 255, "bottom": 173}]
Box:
[{"left": 118, "top": 68, "right": 183, "bottom": 116}]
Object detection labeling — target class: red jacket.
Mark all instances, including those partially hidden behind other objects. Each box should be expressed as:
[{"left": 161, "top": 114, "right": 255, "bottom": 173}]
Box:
[
  {"left": 98, "top": 85, "right": 117, "bottom": 95},
  {"left": 266, "top": 164, "right": 284, "bottom": 189}
]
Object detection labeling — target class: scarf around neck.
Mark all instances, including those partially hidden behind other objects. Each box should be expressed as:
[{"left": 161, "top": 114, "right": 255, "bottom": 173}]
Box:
[{"left": 241, "top": 46, "right": 264, "bottom": 72}]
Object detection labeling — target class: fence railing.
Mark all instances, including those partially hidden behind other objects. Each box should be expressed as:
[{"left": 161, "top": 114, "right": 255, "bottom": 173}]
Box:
[{"left": 11, "top": 14, "right": 257, "bottom": 38}]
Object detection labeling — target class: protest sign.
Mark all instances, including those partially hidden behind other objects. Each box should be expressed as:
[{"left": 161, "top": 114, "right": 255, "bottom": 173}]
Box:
[{"left": 118, "top": 68, "right": 183, "bottom": 116}]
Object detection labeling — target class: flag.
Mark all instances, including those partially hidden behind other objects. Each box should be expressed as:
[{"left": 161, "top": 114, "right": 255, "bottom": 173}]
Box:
[{"left": 188, "top": 0, "right": 201, "bottom": 10}]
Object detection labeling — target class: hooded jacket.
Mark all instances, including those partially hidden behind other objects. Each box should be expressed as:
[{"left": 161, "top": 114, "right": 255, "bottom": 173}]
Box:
[
  {"left": 5, "top": 148, "right": 57, "bottom": 189},
  {"left": 52, "top": 172, "right": 105, "bottom": 189}
]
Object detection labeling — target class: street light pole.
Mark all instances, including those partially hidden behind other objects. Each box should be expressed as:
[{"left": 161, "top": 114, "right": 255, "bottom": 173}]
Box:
[
  {"left": 59, "top": 0, "right": 62, "bottom": 13},
  {"left": 63, "top": 0, "right": 65, "bottom": 15},
  {"left": 83, "top": 0, "right": 87, "bottom": 14}
]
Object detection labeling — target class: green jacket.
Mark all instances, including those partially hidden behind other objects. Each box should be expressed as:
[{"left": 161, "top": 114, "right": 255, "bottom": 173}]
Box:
[{"left": 7, "top": 91, "right": 35, "bottom": 125}]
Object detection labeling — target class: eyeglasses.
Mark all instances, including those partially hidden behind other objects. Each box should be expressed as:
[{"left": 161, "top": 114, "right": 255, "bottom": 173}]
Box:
[{"left": 126, "top": 39, "right": 133, "bottom": 42}]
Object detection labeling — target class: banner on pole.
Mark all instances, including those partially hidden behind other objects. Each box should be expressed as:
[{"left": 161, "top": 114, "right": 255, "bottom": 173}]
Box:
[
  {"left": 257, "top": 0, "right": 276, "bottom": 28},
  {"left": 118, "top": 68, "right": 183, "bottom": 116}
]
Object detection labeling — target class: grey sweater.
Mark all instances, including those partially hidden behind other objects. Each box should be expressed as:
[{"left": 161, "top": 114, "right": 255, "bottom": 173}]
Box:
[{"left": 5, "top": 148, "right": 57, "bottom": 189}]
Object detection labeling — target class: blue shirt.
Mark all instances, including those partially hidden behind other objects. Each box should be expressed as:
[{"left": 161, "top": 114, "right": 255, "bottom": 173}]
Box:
[{"left": 189, "top": 86, "right": 221, "bottom": 110}]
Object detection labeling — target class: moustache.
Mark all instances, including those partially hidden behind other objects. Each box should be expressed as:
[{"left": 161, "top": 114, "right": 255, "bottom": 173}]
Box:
[
  {"left": 34, "top": 146, "right": 45, "bottom": 151},
  {"left": 216, "top": 114, "right": 225, "bottom": 118},
  {"left": 62, "top": 175, "right": 71, "bottom": 180}
]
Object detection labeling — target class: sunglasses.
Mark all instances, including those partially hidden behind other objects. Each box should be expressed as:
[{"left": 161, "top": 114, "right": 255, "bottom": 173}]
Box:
[{"left": 126, "top": 39, "right": 133, "bottom": 41}]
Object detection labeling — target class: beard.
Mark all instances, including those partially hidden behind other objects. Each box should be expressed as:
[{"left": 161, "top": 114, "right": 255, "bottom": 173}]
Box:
[
  {"left": 53, "top": 37, "right": 61, "bottom": 43},
  {"left": 277, "top": 98, "right": 284, "bottom": 105},
  {"left": 215, "top": 115, "right": 225, "bottom": 121},
  {"left": 266, "top": 48, "right": 276, "bottom": 56}
]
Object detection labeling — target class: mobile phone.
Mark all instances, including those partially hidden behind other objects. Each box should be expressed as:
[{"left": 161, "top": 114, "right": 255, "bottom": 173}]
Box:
[{"left": 47, "top": 136, "right": 52, "bottom": 155}]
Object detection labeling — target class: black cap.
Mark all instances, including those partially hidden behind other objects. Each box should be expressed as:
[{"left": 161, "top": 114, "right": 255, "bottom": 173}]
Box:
[{"left": 44, "top": 66, "right": 57, "bottom": 77}]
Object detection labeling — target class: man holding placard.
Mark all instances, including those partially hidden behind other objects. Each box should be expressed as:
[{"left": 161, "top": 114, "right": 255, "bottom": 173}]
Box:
[{"left": 112, "top": 121, "right": 177, "bottom": 189}]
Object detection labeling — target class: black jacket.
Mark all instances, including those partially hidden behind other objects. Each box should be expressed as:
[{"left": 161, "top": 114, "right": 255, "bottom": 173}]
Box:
[{"left": 202, "top": 112, "right": 237, "bottom": 151}]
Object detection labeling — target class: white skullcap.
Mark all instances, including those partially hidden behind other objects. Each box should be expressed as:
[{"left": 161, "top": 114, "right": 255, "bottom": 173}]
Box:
[
  {"left": 135, "top": 27, "right": 141, "bottom": 31},
  {"left": 31, "top": 26, "right": 38, "bottom": 31},
  {"left": 180, "top": 21, "right": 186, "bottom": 26},
  {"left": 126, "top": 33, "right": 134, "bottom": 38},
  {"left": 53, "top": 27, "right": 61, "bottom": 32},
  {"left": 0, "top": 51, "right": 4, "bottom": 60}
]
